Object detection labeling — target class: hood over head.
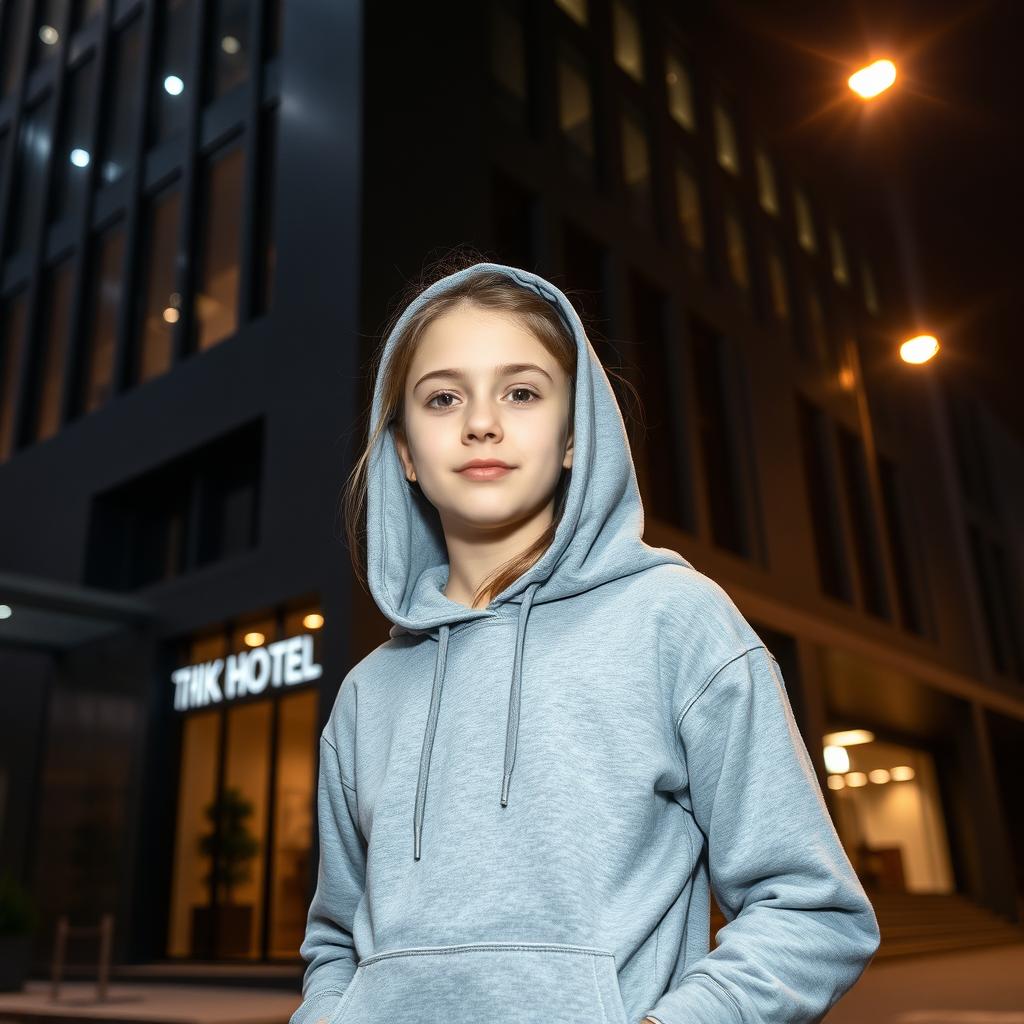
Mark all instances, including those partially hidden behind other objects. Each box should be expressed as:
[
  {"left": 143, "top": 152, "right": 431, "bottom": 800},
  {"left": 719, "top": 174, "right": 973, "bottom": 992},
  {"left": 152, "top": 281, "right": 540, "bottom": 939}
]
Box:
[{"left": 364, "top": 261, "right": 691, "bottom": 858}]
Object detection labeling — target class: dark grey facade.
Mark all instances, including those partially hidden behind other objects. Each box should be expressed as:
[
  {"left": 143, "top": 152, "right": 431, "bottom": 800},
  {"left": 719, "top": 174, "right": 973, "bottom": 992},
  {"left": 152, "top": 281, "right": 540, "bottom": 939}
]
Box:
[{"left": 0, "top": 0, "right": 1021, "bottom": 980}]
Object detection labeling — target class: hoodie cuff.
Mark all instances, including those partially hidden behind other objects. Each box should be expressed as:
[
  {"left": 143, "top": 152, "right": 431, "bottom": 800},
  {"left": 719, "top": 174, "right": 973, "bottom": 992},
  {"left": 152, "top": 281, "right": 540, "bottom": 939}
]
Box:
[
  {"left": 288, "top": 987, "right": 348, "bottom": 1024},
  {"left": 643, "top": 971, "right": 744, "bottom": 1024}
]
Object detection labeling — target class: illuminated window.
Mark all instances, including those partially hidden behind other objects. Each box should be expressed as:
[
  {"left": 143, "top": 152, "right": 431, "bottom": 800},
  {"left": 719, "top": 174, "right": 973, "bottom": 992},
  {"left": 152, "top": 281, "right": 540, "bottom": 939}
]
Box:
[
  {"left": 765, "top": 237, "right": 790, "bottom": 320},
  {"left": 554, "top": 0, "right": 587, "bottom": 26},
  {"left": 620, "top": 100, "right": 651, "bottom": 225},
  {"left": 665, "top": 48, "right": 695, "bottom": 131},
  {"left": 794, "top": 186, "right": 816, "bottom": 253},
  {"left": 830, "top": 224, "right": 849, "bottom": 285},
  {"left": 612, "top": 0, "right": 643, "bottom": 82},
  {"left": 755, "top": 147, "right": 779, "bottom": 215},
  {"left": 673, "top": 150, "right": 704, "bottom": 259},
  {"left": 723, "top": 198, "right": 750, "bottom": 293},
  {"left": 714, "top": 102, "right": 740, "bottom": 175},
  {"left": 862, "top": 259, "right": 880, "bottom": 314},
  {"left": 557, "top": 40, "right": 595, "bottom": 179}
]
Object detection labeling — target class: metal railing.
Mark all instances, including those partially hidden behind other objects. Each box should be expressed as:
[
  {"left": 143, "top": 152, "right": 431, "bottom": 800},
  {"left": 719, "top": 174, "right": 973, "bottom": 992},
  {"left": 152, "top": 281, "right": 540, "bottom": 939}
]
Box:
[{"left": 50, "top": 912, "right": 114, "bottom": 1002}]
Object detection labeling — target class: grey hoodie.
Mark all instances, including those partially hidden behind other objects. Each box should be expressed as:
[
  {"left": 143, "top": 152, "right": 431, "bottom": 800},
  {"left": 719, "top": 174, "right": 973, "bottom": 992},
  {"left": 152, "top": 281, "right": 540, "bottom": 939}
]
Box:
[{"left": 291, "top": 263, "right": 880, "bottom": 1024}]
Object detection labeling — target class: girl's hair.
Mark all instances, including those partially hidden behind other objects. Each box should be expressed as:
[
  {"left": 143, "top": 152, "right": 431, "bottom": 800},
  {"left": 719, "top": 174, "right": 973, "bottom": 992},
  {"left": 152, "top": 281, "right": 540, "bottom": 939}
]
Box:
[{"left": 341, "top": 247, "right": 630, "bottom": 610}]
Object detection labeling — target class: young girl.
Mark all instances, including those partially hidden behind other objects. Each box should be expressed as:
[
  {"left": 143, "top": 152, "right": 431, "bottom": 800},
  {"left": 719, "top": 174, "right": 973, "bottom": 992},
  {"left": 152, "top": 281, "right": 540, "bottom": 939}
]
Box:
[{"left": 291, "top": 258, "right": 880, "bottom": 1024}]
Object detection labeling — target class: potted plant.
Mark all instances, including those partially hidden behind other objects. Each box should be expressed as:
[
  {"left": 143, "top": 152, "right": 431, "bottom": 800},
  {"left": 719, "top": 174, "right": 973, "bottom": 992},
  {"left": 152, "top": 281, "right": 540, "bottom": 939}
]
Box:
[{"left": 0, "top": 869, "right": 36, "bottom": 991}]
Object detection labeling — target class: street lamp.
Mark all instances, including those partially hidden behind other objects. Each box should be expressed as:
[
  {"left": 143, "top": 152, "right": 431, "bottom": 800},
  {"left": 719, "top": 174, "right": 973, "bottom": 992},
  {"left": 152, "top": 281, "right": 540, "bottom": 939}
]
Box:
[
  {"left": 900, "top": 333, "right": 940, "bottom": 364},
  {"left": 848, "top": 59, "right": 897, "bottom": 99}
]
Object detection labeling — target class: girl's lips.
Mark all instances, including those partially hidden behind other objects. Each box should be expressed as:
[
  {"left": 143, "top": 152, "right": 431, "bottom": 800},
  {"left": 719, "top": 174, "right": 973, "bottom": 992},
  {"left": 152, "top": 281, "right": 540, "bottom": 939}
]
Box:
[{"left": 458, "top": 465, "right": 513, "bottom": 480}]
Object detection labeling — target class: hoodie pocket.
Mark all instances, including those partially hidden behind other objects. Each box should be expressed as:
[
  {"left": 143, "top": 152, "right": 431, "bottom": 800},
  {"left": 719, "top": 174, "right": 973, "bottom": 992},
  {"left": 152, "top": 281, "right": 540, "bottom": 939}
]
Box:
[{"left": 329, "top": 941, "right": 629, "bottom": 1024}]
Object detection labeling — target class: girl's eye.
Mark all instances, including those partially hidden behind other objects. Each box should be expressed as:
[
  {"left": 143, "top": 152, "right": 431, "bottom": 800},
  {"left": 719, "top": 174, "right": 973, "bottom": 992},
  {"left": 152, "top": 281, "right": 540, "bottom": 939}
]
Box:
[{"left": 425, "top": 388, "right": 540, "bottom": 410}]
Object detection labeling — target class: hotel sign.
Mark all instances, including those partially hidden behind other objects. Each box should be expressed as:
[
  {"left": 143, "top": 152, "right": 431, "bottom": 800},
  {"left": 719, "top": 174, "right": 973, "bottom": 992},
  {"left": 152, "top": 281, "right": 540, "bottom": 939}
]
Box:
[{"left": 173, "top": 633, "right": 323, "bottom": 711}]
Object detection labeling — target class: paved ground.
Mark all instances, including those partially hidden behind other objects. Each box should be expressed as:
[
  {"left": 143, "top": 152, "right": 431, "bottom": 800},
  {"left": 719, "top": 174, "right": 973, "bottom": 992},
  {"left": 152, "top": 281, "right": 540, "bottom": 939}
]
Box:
[
  {"left": 826, "top": 942, "right": 1024, "bottom": 1024},
  {"left": 0, "top": 944, "right": 1022, "bottom": 1023}
]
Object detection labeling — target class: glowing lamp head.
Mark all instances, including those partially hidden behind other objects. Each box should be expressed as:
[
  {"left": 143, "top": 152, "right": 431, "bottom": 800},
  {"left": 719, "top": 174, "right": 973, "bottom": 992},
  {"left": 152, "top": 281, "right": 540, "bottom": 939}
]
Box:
[
  {"left": 848, "top": 59, "right": 897, "bottom": 99},
  {"left": 900, "top": 334, "right": 940, "bottom": 364}
]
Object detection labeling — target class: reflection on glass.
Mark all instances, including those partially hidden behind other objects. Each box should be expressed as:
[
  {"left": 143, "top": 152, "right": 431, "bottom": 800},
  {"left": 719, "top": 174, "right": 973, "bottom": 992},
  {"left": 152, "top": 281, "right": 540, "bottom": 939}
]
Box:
[
  {"left": 133, "top": 185, "right": 181, "bottom": 384},
  {"left": 6, "top": 94, "right": 55, "bottom": 258},
  {"left": 269, "top": 688, "right": 317, "bottom": 956},
  {"left": 33, "top": 259, "right": 74, "bottom": 442},
  {"left": 167, "top": 710, "right": 221, "bottom": 957},
  {"left": 206, "top": 0, "right": 251, "bottom": 102},
  {"left": 79, "top": 224, "right": 125, "bottom": 416},
  {"left": 149, "top": 0, "right": 196, "bottom": 147},
  {"left": 30, "top": 0, "right": 69, "bottom": 72},
  {"left": 51, "top": 54, "right": 98, "bottom": 224},
  {"left": 0, "top": 294, "right": 29, "bottom": 461},
  {"left": 193, "top": 143, "right": 243, "bottom": 351},
  {"left": 217, "top": 699, "right": 272, "bottom": 958},
  {"left": 98, "top": 13, "right": 143, "bottom": 188}
]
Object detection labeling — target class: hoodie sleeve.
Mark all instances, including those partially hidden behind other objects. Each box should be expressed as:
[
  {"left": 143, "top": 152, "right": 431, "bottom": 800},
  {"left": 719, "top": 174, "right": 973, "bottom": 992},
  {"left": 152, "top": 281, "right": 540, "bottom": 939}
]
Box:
[
  {"left": 289, "top": 693, "right": 366, "bottom": 1024},
  {"left": 645, "top": 645, "right": 881, "bottom": 1024}
]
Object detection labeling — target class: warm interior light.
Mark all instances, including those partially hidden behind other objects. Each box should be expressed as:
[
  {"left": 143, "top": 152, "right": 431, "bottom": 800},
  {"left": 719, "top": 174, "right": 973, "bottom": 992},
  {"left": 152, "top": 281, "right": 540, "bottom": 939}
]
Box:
[
  {"left": 900, "top": 334, "right": 940, "bottom": 364},
  {"left": 849, "top": 59, "right": 897, "bottom": 99},
  {"left": 822, "top": 729, "right": 875, "bottom": 747},
  {"left": 890, "top": 765, "right": 916, "bottom": 781},
  {"left": 844, "top": 771, "right": 868, "bottom": 787},
  {"left": 244, "top": 631, "right": 265, "bottom": 647},
  {"left": 303, "top": 613, "right": 325, "bottom": 630},
  {"left": 823, "top": 745, "right": 851, "bottom": 773}
]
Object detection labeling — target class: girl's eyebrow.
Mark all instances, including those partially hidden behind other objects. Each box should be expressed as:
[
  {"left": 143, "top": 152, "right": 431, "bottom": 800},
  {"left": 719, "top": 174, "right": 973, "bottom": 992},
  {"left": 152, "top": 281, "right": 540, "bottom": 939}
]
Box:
[{"left": 413, "top": 362, "right": 553, "bottom": 393}]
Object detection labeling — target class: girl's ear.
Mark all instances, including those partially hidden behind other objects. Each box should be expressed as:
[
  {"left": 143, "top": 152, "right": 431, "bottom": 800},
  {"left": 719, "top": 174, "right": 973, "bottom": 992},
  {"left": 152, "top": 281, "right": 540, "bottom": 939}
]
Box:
[
  {"left": 393, "top": 428, "right": 417, "bottom": 483},
  {"left": 563, "top": 431, "right": 574, "bottom": 470}
]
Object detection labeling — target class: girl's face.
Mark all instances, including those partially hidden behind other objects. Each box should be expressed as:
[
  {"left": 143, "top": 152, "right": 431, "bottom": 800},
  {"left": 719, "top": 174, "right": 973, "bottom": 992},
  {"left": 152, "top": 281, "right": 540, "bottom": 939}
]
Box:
[{"left": 395, "top": 302, "right": 573, "bottom": 533}]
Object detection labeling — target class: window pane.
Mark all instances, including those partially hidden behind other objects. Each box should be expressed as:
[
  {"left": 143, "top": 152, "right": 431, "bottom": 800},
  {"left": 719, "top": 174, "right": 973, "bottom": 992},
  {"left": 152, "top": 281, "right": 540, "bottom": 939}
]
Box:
[
  {"left": 98, "top": 12, "right": 144, "bottom": 188},
  {"left": 723, "top": 198, "right": 750, "bottom": 293},
  {"left": 30, "top": 0, "right": 70, "bottom": 72},
  {"left": 665, "top": 49, "right": 695, "bottom": 131},
  {"left": 490, "top": 0, "right": 527, "bottom": 126},
  {"left": 620, "top": 101, "right": 651, "bottom": 226},
  {"left": 713, "top": 102, "right": 739, "bottom": 175},
  {"left": 149, "top": 0, "right": 197, "bottom": 147},
  {"left": 557, "top": 41, "right": 594, "bottom": 180},
  {"left": 193, "top": 142, "right": 244, "bottom": 352},
  {"left": 268, "top": 688, "right": 318, "bottom": 957},
  {"left": 79, "top": 223, "right": 125, "bottom": 416},
  {"left": 553, "top": 0, "right": 587, "bottom": 26},
  {"left": 2, "top": 0, "right": 33, "bottom": 96},
  {"left": 50, "top": 54, "right": 98, "bottom": 224},
  {"left": 612, "top": 0, "right": 642, "bottom": 82},
  {"left": 0, "top": 293, "right": 29, "bottom": 462},
  {"left": 31, "top": 258, "right": 74, "bottom": 442},
  {"left": 755, "top": 147, "right": 778, "bottom": 215},
  {"left": 862, "top": 258, "right": 880, "bottom": 313},
  {"left": 206, "top": 0, "right": 251, "bottom": 103},
  {"left": 765, "top": 236, "right": 790, "bottom": 320},
  {"left": 794, "top": 186, "right": 816, "bottom": 252},
  {"left": 673, "top": 151, "right": 703, "bottom": 261},
  {"left": 830, "top": 224, "right": 849, "bottom": 284},
  {"left": 133, "top": 185, "right": 182, "bottom": 384},
  {"left": 6, "top": 93, "right": 55, "bottom": 258}
]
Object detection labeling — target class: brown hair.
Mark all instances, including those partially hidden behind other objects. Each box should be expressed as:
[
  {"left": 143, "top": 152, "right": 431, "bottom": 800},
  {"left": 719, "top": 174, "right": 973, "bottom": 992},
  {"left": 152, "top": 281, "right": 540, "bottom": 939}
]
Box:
[{"left": 341, "top": 248, "right": 630, "bottom": 610}]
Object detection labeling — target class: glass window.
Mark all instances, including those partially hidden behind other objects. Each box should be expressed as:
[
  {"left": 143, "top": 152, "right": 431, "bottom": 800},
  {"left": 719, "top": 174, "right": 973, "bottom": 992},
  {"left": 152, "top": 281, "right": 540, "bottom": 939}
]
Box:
[
  {"left": 764, "top": 236, "right": 790, "bottom": 320},
  {"left": 50, "top": 54, "right": 98, "bottom": 225},
  {"left": 862, "top": 259, "right": 880, "bottom": 314},
  {"left": 148, "top": 0, "right": 197, "bottom": 147},
  {"left": 5, "top": 93, "right": 55, "bottom": 258},
  {"left": 0, "top": 293, "right": 29, "bottom": 462},
  {"left": 490, "top": 0, "right": 527, "bottom": 125},
  {"left": 803, "top": 279, "right": 830, "bottom": 368},
  {"left": 31, "top": 258, "right": 75, "bottom": 443},
  {"left": 755, "top": 147, "right": 778, "bottom": 215},
  {"left": 794, "top": 186, "right": 816, "bottom": 253},
  {"left": 665, "top": 48, "right": 695, "bottom": 131},
  {"left": 30, "top": 0, "right": 70, "bottom": 72},
  {"left": 98, "top": 12, "right": 144, "bottom": 188},
  {"left": 557, "top": 40, "right": 594, "bottom": 179},
  {"left": 1, "top": 1, "right": 32, "bottom": 96},
  {"left": 133, "top": 184, "right": 182, "bottom": 384},
  {"left": 612, "top": 0, "right": 643, "bottom": 83},
  {"left": 205, "top": 0, "right": 252, "bottom": 103},
  {"left": 673, "top": 150, "right": 703, "bottom": 259},
  {"left": 253, "top": 104, "right": 278, "bottom": 318},
  {"left": 620, "top": 100, "right": 651, "bottom": 226},
  {"left": 830, "top": 224, "right": 849, "bottom": 285},
  {"left": 722, "top": 197, "right": 750, "bottom": 294},
  {"left": 78, "top": 223, "right": 125, "bottom": 416},
  {"left": 713, "top": 102, "right": 739, "bottom": 175},
  {"left": 70, "top": 0, "right": 105, "bottom": 34},
  {"left": 192, "top": 141, "right": 244, "bottom": 352},
  {"left": 553, "top": 0, "right": 587, "bottom": 26}
]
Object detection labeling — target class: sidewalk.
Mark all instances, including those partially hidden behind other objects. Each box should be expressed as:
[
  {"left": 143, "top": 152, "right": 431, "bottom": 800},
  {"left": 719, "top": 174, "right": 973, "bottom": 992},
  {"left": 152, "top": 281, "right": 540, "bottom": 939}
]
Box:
[
  {"left": 826, "top": 941, "right": 1024, "bottom": 1024},
  {"left": 0, "top": 980, "right": 299, "bottom": 1023}
]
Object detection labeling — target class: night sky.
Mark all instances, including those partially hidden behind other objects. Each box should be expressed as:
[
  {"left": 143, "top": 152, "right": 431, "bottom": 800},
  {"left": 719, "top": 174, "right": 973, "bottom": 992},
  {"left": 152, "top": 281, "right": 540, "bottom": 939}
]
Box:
[{"left": 694, "top": 0, "right": 1024, "bottom": 446}]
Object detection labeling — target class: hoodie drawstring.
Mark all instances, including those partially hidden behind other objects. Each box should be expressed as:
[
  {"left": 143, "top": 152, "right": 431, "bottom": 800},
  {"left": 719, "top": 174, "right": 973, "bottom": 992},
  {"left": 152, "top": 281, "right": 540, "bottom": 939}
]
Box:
[{"left": 412, "top": 581, "right": 541, "bottom": 861}]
